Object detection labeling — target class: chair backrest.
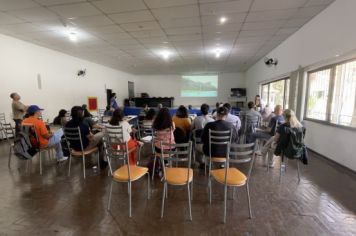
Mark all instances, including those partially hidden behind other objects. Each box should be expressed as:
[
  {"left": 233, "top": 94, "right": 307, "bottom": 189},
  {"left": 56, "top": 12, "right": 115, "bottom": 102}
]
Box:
[
  {"left": 208, "top": 129, "right": 232, "bottom": 158},
  {"left": 105, "top": 125, "right": 124, "bottom": 143},
  {"left": 243, "top": 116, "right": 261, "bottom": 134},
  {"left": 0, "top": 123, "right": 15, "bottom": 141},
  {"left": 0, "top": 113, "right": 6, "bottom": 124},
  {"left": 138, "top": 121, "right": 153, "bottom": 139},
  {"left": 98, "top": 109, "right": 105, "bottom": 117},
  {"left": 63, "top": 126, "right": 84, "bottom": 151},
  {"left": 103, "top": 133, "right": 132, "bottom": 177},
  {"left": 160, "top": 141, "right": 193, "bottom": 183},
  {"left": 228, "top": 142, "right": 256, "bottom": 181}
]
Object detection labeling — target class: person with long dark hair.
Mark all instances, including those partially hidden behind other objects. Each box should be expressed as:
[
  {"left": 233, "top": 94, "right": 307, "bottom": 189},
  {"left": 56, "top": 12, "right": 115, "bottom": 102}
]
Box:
[
  {"left": 153, "top": 107, "right": 175, "bottom": 153},
  {"left": 65, "top": 106, "right": 106, "bottom": 168},
  {"left": 143, "top": 108, "right": 156, "bottom": 127},
  {"left": 53, "top": 109, "right": 67, "bottom": 126},
  {"left": 106, "top": 108, "right": 140, "bottom": 165}
]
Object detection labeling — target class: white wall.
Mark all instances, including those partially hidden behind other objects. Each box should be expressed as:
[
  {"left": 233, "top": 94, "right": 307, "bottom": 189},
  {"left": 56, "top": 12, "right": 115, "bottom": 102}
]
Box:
[
  {"left": 0, "top": 33, "right": 136, "bottom": 122},
  {"left": 135, "top": 72, "right": 246, "bottom": 107},
  {"left": 245, "top": 0, "right": 356, "bottom": 171}
]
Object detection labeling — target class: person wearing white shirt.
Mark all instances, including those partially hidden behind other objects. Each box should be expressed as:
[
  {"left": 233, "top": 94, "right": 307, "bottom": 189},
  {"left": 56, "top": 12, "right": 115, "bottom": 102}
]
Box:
[
  {"left": 191, "top": 103, "right": 214, "bottom": 130},
  {"left": 223, "top": 103, "right": 241, "bottom": 131}
]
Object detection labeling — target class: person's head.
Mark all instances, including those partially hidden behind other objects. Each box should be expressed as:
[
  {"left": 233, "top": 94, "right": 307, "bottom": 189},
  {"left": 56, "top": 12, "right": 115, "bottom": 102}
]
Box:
[
  {"left": 145, "top": 108, "right": 156, "bottom": 120},
  {"left": 109, "top": 108, "right": 124, "bottom": 125},
  {"left": 81, "top": 104, "right": 87, "bottom": 109},
  {"left": 248, "top": 101, "right": 255, "bottom": 109},
  {"left": 111, "top": 93, "right": 116, "bottom": 99},
  {"left": 215, "top": 102, "right": 220, "bottom": 109},
  {"left": 188, "top": 105, "right": 192, "bottom": 110},
  {"left": 153, "top": 107, "right": 172, "bottom": 130},
  {"left": 10, "top": 92, "right": 20, "bottom": 101},
  {"left": 223, "top": 103, "right": 231, "bottom": 112},
  {"left": 176, "top": 105, "right": 188, "bottom": 118},
  {"left": 27, "top": 105, "right": 43, "bottom": 118},
  {"left": 283, "top": 109, "right": 302, "bottom": 128},
  {"left": 70, "top": 106, "right": 84, "bottom": 121},
  {"left": 216, "top": 107, "right": 228, "bottom": 120},
  {"left": 58, "top": 109, "right": 67, "bottom": 118},
  {"left": 255, "top": 95, "right": 261, "bottom": 104},
  {"left": 274, "top": 105, "right": 283, "bottom": 115},
  {"left": 143, "top": 104, "right": 148, "bottom": 110},
  {"left": 157, "top": 103, "right": 163, "bottom": 109},
  {"left": 201, "top": 103, "right": 210, "bottom": 116}
]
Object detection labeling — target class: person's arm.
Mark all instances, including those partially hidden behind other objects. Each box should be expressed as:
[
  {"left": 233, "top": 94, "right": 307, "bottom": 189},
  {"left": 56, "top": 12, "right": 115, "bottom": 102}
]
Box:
[
  {"left": 39, "top": 122, "right": 53, "bottom": 139},
  {"left": 14, "top": 101, "right": 26, "bottom": 112}
]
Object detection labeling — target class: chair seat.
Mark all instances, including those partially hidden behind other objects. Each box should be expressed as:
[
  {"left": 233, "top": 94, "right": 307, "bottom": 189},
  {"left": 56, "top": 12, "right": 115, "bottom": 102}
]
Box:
[
  {"left": 165, "top": 167, "right": 193, "bottom": 185},
  {"left": 210, "top": 157, "right": 226, "bottom": 163},
  {"left": 71, "top": 147, "right": 98, "bottom": 156},
  {"left": 211, "top": 168, "right": 247, "bottom": 186},
  {"left": 113, "top": 165, "right": 148, "bottom": 182}
]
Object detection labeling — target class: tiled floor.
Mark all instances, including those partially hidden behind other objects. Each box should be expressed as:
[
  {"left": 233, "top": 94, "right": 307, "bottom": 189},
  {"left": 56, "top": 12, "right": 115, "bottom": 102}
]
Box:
[{"left": 0, "top": 142, "right": 355, "bottom": 236}]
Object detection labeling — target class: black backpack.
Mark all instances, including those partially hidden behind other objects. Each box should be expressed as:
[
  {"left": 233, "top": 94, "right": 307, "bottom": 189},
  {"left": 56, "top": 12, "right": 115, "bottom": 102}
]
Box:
[
  {"left": 13, "top": 131, "right": 38, "bottom": 159},
  {"left": 283, "top": 127, "right": 308, "bottom": 164}
]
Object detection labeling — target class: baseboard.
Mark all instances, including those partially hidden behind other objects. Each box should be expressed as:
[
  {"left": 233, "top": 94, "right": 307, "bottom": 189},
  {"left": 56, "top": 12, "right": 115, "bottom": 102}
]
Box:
[{"left": 307, "top": 148, "right": 356, "bottom": 178}]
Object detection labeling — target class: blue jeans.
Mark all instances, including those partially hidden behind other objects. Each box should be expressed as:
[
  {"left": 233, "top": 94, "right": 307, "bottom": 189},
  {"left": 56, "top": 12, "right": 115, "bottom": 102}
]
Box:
[{"left": 48, "top": 128, "right": 64, "bottom": 159}]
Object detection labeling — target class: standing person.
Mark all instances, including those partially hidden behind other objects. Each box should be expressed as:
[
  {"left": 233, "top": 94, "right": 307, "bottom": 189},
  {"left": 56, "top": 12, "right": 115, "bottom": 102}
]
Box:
[
  {"left": 10, "top": 92, "right": 28, "bottom": 134},
  {"left": 110, "top": 93, "right": 119, "bottom": 110},
  {"left": 22, "top": 105, "right": 68, "bottom": 162},
  {"left": 255, "top": 95, "right": 263, "bottom": 111},
  {"left": 223, "top": 103, "right": 241, "bottom": 131}
]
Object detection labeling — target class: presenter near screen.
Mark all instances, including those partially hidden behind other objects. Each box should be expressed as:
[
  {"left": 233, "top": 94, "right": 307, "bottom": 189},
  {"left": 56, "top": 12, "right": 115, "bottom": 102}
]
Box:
[{"left": 110, "top": 93, "right": 119, "bottom": 110}]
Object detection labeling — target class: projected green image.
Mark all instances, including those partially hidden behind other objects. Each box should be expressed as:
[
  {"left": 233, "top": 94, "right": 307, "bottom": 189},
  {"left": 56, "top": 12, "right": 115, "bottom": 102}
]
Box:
[{"left": 181, "top": 75, "right": 218, "bottom": 97}]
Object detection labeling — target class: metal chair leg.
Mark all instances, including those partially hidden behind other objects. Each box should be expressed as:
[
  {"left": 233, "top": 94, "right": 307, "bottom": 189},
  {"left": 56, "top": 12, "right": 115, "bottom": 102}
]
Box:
[
  {"left": 297, "top": 160, "right": 301, "bottom": 183},
  {"left": 128, "top": 182, "right": 132, "bottom": 218},
  {"left": 191, "top": 181, "right": 193, "bottom": 201},
  {"left": 68, "top": 155, "right": 72, "bottom": 177},
  {"left": 152, "top": 156, "right": 157, "bottom": 181},
  {"left": 161, "top": 182, "right": 166, "bottom": 218},
  {"left": 82, "top": 155, "right": 86, "bottom": 179},
  {"left": 223, "top": 184, "right": 227, "bottom": 224},
  {"left": 246, "top": 183, "right": 252, "bottom": 219},
  {"left": 187, "top": 183, "right": 192, "bottom": 221},
  {"left": 107, "top": 180, "right": 113, "bottom": 210},
  {"left": 39, "top": 152, "right": 43, "bottom": 175},
  {"left": 147, "top": 173, "right": 150, "bottom": 199},
  {"left": 209, "top": 177, "right": 212, "bottom": 204},
  {"left": 8, "top": 146, "right": 12, "bottom": 168},
  {"left": 97, "top": 151, "right": 100, "bottom": 171}
]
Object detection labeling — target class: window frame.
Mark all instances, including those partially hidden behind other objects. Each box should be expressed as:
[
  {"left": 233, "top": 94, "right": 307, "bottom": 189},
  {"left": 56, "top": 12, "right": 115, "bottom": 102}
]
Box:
[
  {"left": 304, "top": 58, "right": 356, "bottom": 130},
  {"left": 260, "top": 77, "right": 290, "bottom": 109}
]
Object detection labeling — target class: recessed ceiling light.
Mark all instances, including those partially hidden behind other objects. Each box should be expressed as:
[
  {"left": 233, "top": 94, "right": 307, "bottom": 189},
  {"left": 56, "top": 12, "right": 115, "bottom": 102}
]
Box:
[
  {"left": 68, "top": 32, "right": 77, "bottom": 42},
  {"left": 215, "top": 48, "right": 222, "bottom": 58},
  {"left": 160, "top": 50, "right": 171, "bottom": 60},
  {"left": 163, "top": 41, "right": 169, "bottom": 44},
  {"left": 219, "top": 17, "right": 227, "bottom": 24},
  {"left": 335, "top": 54, "right": 340, "bottom": 57}
]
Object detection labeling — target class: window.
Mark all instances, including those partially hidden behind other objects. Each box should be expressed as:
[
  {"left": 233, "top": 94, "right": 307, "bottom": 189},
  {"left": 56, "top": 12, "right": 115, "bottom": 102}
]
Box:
[
  {"left": 306, "top": 59, "right": 356, "bottom": 128},
  {"left": 261, "top": 78, "right": 290, "bottom": 109}
]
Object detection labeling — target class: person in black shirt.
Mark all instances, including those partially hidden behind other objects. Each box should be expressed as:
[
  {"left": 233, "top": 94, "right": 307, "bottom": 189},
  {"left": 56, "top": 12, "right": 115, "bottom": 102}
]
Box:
[
  {"left": 53, "top": 109, "right": 67, "bottom": 126},
  {"left": 65, "top": 106, "right": 106, "bottom": 168},
  {"left": 201, "top": 106, "right": 238, "bottom": 160}
]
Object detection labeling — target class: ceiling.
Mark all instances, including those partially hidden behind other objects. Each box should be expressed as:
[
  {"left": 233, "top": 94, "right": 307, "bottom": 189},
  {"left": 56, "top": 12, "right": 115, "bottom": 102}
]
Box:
[{"left": 0, "top": 0, "right": 335, "bottom": 75}]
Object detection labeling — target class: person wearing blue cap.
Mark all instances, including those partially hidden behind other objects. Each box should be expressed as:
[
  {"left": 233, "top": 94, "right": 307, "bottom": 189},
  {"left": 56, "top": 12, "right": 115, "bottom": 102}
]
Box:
[{"left": 22, "top": 105, "right": 68, "bottom": 162}]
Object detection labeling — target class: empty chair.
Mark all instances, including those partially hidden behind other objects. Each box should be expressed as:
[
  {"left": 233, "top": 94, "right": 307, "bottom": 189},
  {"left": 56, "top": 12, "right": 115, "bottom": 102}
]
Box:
[
  {"left": 104, "top": 125, "right": 124, "bottom": 174},
  {"left": 2, "top": 123, "right": 15, "bottom": 168},
  {"left": 191, "top": 128, "right": 203, "bottom": 164},
  {"left": 105, "top": 135, "right": 150, "bottom": 218},
  {"left": 137, "top": 121, "right": 154, "bottom": 164},
  {"left": 160, "top": 141, "right": 193, "bottom": 221},
  {"left": 63, "top": 127, "right": 100, "bottom": 179},
  {"left": 0, "top": 113, "right": 6, "bottom": 124},
  {"left": 209, "top": 142, "right": 256, "bottom": 223}
]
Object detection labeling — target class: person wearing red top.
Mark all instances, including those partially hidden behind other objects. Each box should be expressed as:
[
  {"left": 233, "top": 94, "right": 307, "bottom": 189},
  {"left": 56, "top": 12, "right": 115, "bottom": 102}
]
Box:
[{"left": 22, "top": 105, "right": 68, "bottom": 162}]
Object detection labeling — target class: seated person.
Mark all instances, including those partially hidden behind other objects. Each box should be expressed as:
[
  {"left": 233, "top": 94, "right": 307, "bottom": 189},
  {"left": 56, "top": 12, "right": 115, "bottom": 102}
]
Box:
[
  {"left": 245, "top": 101, "right": 262, "bottom": 122},
  {"left": 143, "top": 108, "right": 156, "bottom": 127},
  {"left": 201, "top": 107, "right": 238, "bottom": 166},
  {"left": 261, "top": 109, "right": 304, "bottom": 167},
  {"left": 212, "top": 102, "right": 223, "bottom": 119},
  {"left": 139, "top": 104, "right": 149, "bottom": 121},
  {"left": 153, "top": 107, "right": 175, "bottom": 153},
  {"left": 65, "top": 106, "right": 106, "bottom": 167},
  {"left": 106, "top": 108, "right": 141, "bottom": 165},
  {"left": 83, "top": 107, "right": 104, "bottom": 130},
  {"left": 261, "top": 104, "right": 273, "bottom": 123},
  {"left": 82, "top": 104, "right": 93, "bottom": 117},
  {"left": 172, "top": 105, "right": 191, "bottom": 139},
  {"left": 53, "top": 109, "right": 68, "bottom": 127},
  {"left": 250, "top": 105, "right": 285, "bottom": 143},
  {"left": 223, "top": 103, "right": 241, "bottom": 131},
  {"left": 191, "top": 103, "right": 214, "bottom": 130},
  {"left": 103, "top": 105, "right": 113, "bottom": 116},
  {"left": 22, "top": 105, "right": 67, "bottom": 162}
]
